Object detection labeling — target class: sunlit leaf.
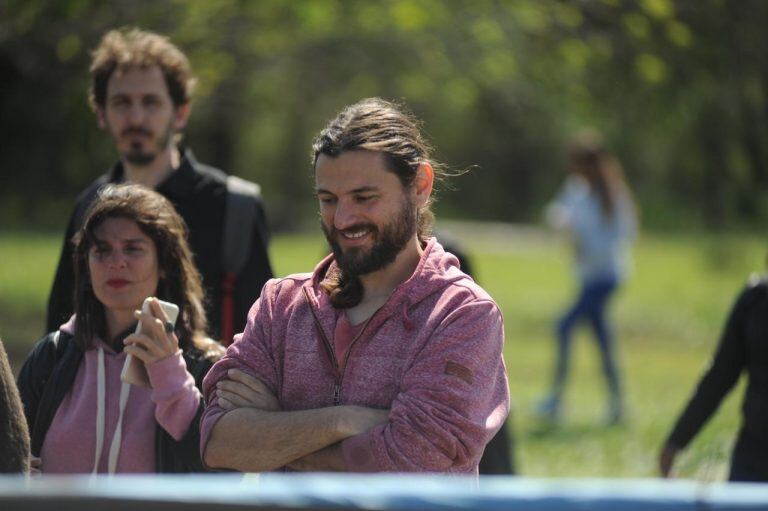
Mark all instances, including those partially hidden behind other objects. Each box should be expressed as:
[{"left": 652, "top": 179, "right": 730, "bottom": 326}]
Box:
[
  {"left": 479, "top": 49, "right": 517, "bottom": 84},
  {"left": 559, "top": 38, "right": 589, "bottom": 71},
  {"left": 666, "top": 20, "right": 692, "bottom": 47},
  {"left": 635, "top": 53, "right": 667, "bottom": 84},
  {"left": 623, "top": 12, "right": 651, "bottom": 40},
  {"left": 390, "top": 0, "right": 430, "bottom": 31},
  {"left": 471, "top": 18, "right": 506, "bottom": 47},
  {"left": 442, "top": 77, "right": 478, "bottom": 111},
  {"left": 510, "top": 1, "right": 550, "bottom": 33},
  {"left": 553, "top": 3, "right": 583, "bottom": 29},
  {"left": 56, "top": 34, "right": 81, "bottom": 63},
  {"left": 641, "top": 0, "right": 674, "bottom": 20}
]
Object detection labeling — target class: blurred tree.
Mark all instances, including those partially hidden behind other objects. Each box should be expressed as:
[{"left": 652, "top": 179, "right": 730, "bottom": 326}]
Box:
[{"left": 1, "top": 0, "right": 766, "bottom": 230}]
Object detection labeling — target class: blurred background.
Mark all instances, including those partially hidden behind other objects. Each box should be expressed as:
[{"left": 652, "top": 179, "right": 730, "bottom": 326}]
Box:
[
  {"left": 1, "top": 0, "right": 766, "bottom": 480},
  {"left": 4, "top": 0, "right": 768, "bottom": 229}
]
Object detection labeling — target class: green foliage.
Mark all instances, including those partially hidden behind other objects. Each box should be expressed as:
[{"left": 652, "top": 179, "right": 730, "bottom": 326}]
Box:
[
  {"left": 1, "top": 227, "right": 762, "bottom": 478},
  {"left": 3, "top": 1, "right": 768, "bottom": 229}
]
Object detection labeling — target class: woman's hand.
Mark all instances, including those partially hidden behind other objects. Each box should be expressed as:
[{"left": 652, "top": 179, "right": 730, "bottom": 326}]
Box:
[
  {"left": 29, "top": 456, "right": 42, "bottom": 477},
  {"left": 123, "top": 297, "right": 180, "bottom": 365},
  {"left": 215, "top": 369, "right": 280, "bottom": 412}
]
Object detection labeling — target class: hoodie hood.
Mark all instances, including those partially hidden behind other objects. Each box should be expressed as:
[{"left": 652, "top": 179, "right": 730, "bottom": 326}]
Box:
[
  {"left": 58, "top": 314, "right": 133, "bottom": 354},
  {"left": 60, "top": 314, "right": 77, "bottom": 336},
  {"left": 306, "top": 237, "right": 471, "bottom": 314}
]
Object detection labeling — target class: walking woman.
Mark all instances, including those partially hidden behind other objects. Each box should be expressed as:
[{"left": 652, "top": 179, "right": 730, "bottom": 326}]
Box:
[
  {"left": 537, "top": 131, "right": 638, "bottom": 424},
  {"left": 18, "top": 184, "right": 223, "bottom": 473}
]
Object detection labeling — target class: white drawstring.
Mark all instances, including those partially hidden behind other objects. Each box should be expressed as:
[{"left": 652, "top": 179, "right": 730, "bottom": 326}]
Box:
[
  {"left": 92, "top": 347, "right": 105, "bottom": 475},
  {"left": 93, "top": 345, "right": 131, "bottom": 475}
]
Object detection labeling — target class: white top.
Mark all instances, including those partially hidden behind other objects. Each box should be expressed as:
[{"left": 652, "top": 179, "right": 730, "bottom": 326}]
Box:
[{"left": 546, "top": 175, "right": 636, "bottom": 283}]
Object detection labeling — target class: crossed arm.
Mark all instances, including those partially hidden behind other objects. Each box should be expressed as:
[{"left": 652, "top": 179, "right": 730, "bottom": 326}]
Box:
[{"left": 202, "top": 369, "right": 388, "bottom": 472}]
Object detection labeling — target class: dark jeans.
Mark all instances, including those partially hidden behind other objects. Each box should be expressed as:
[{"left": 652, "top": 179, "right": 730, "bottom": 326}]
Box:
[
  {"left": 551, "top": 277, "right": 621, "bottom": 403},
  {"left": 730, "top": 428, "right": 768, "bottom": 482}
]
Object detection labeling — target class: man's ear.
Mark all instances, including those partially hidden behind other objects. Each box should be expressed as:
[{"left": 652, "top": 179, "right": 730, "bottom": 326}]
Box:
[
  {"left": 413, "top": 162, "right": 434, "bottom": 207},
  {"left": 96, "top": 107, "right": 107, "bottom": 130},
  {"left": 173, "top": 103, "right": 192, "bottom": 131}
]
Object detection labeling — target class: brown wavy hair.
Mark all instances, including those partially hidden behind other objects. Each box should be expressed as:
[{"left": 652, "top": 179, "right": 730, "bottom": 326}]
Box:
[
  {"left": 312, "top": 97, "right": 442, "bottom": 308},
  {"left": 89, "top": 27, "right": 197, "bottom": 110},
  {"left": 72, "top": 184, "right": 222, "bottom": 359},
  {"left": 568, "top": 130, "right": 637, "bottom": 223}
]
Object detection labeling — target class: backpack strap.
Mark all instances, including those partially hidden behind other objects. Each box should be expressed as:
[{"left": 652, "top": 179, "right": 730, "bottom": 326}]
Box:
[
  {"left": 223, "top": 176, "right": 261, "bottom": 275},
  {"left": 221, "top": 175, "right": 261, "bottom": 344}
]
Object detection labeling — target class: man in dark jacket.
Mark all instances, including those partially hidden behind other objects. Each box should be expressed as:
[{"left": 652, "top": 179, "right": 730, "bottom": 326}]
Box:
[
  {"left": 47, "top": 28, "right": 272, "bottom": 343},
  {"left": 659, "top": 275, "right": 768, "bottom": 482}
]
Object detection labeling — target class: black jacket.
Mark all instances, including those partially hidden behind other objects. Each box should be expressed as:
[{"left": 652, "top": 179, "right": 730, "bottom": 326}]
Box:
[
  {"left": 46, "top": 149, "right": 273, "bottom": 340},
  {"left": 17, "top": 330, "right": 215, "bottom": 473},
  {"left": 666, "top": 275, "right": 768, "bottom": 449}
]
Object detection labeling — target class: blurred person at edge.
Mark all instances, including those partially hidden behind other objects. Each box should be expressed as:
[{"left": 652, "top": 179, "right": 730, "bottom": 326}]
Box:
[
  {"left": 47, "top": 28, "right": 273, "bottom": 343},
  {"left": 536, "top": 131, "right": 638, "bottom": 425},
  {"left": 660, "top": 270, "right": 768, "bottom": 482},
  {"left": 18, "top": 185, "right": 224, "bottom": 474},
  {"left": 0, "top": 339, "right": 30, "bottom": 473},
  {"left": 438, "top": 237, "right": 516, "bottom": 475},
  {"left": 201, "top": 98, "right": 509, "bottom": 474}
]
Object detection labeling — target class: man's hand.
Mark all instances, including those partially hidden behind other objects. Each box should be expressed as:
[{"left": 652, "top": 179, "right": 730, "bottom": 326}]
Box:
[
  {"left": 205, "top": 369, "right": 388, "bottom": 472},
  {"left": 215, "top": 368, "right": 280, "bottom": 412},
  {"left": 336, "top": 406, "right": 389, "bottom": 437},
  {"left": 29, "top": 456, "right": 42, "bottom": 477},
  {"left": 658, "top": 442, "right": 680, "bottom": 478},
  {"left": 287, "top": 407, "right": 389, "bottom": 472},
  {"left": 287, "top": 443, "right": 346, "bottom": 472}
]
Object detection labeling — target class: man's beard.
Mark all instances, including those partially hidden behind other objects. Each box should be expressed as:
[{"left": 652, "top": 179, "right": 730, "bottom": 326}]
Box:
[
  {"left": 322, "top": 197, "right": 417, "bottom": 277},
  {"left": 118, "top": 122, "right": 174, "bottom": 166}
]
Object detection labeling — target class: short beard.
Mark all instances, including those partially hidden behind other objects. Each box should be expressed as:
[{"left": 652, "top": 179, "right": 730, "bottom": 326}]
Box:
[
  {"left": 322, "top": 196, "right": 417, "bottom": 277},
  {"left": 120, "top": 122, "right": 174, "bottom": 166}
]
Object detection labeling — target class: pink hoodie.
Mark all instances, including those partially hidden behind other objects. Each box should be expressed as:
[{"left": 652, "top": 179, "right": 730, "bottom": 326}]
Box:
[
  {"left": 201, "top": 238, "right": 509, "bottom": 473},
  {"left": 40, "top": 316, "right": 201, "bottom": 473}
]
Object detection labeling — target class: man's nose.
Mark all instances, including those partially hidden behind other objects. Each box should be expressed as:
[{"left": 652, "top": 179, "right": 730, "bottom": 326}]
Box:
[
  {"left": 127, "top": 103, "right": 145, "bottom": 124},
  {"left": 334, "top": 201, "right": 359, "bottom": 230}
]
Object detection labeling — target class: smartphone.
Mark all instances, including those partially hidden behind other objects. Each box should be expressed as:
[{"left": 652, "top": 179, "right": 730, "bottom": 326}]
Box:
[{"left": 120, "top": 297, "right": 180, "bottom": 388}]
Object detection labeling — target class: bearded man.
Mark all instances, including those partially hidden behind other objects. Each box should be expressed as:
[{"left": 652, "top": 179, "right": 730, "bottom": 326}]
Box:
[
  {"left": 201, "top": 98, "right": 509, "bottom": 474},
  {"left": 46, "top": 28, "right": 273, "bottom": 342}
]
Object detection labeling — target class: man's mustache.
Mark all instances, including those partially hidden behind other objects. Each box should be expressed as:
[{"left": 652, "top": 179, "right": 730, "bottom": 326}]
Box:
[
  {"left": 331, "top": 223, "right": 377, "bottom": 238},
  {"left": 121, "top": 127, "right": 153, "bottom": 137}
]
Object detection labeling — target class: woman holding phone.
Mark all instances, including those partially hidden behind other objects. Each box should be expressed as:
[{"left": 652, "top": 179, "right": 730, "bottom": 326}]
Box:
[{"left": 18, "top": 184, "right": 223, "bottom": 473}]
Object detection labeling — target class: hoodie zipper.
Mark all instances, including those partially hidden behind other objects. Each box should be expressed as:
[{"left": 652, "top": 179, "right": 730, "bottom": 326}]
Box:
[
  {"left": 302, "top": 287, "right": 381, "bottom": 406},
  {"left": 303, "top": 288, "right": 342, "bottom": 404},
  {"left": 337, "top": 315, "right": 375, "bottom": 403}
]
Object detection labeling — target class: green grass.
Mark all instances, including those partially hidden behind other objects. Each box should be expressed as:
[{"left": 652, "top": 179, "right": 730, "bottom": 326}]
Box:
[
  {"left": 0, "top": 232, "right": 62, "bottom": 363},
  {"left": 0, "top": 227, "right": 763, "bottom": 480}
]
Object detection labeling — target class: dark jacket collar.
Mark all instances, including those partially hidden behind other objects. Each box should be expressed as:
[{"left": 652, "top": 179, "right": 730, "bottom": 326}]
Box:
[{"left": 107, "top": 147, "right": 198, "bottom": 198}]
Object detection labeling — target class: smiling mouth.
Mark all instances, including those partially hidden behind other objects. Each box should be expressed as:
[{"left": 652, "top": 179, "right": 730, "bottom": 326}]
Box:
[{"left": 341, "top": 229, "right": 371, "bottom": 239}]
